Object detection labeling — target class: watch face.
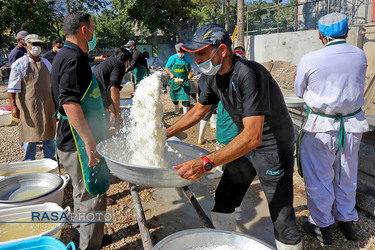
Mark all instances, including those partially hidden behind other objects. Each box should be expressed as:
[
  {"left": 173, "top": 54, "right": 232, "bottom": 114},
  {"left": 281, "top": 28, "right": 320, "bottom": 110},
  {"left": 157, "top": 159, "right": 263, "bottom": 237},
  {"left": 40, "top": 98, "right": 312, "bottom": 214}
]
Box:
[{"left": 204, "top": 162, "right": 213, "bottom": 171}]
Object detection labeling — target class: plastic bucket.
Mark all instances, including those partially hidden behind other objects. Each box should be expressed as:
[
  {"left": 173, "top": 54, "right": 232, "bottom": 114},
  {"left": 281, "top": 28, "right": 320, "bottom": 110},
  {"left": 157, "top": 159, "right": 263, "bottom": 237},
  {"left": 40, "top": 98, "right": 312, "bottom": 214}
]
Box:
[{"left": 0, "top": 236, "right": 75, "bottom": 250}]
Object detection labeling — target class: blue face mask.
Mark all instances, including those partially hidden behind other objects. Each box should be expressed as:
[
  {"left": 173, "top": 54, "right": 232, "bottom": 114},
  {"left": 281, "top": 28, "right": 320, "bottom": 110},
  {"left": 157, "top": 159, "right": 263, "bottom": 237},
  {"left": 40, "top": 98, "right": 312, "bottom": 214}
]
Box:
[
  {"left": 84, "top": 27, "right": 97, "bottom": 52},
  {"left": 197, "top": 47, "right": 223, "bottom": 76}
]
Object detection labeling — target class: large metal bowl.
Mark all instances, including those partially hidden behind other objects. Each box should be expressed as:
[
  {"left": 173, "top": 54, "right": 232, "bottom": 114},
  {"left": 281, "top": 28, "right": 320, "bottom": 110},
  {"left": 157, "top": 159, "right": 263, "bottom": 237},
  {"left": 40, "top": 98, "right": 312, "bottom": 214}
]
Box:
[
  {"left": 283, "top": 94, "right": 305, "bottom": 108},
  {"left": 152, "top": 229, "right": 275, "bottom": 250},
  {"left": 0, "top": 173, "right": 63, "bottom": 203},
  {"left": 97, "top": 139, "right": 210, "bottom": 188}
]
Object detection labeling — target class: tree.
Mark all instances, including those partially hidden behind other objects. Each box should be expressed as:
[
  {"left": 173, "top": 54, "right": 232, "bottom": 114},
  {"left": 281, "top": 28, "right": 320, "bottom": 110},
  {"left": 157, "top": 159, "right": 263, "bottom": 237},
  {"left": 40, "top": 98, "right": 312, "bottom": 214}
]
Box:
[
  {"left": 94, "top": 0, "right": 135, "bottom": 48},
  {"left": 128, "top": 0, "right": 201, "bottom": 43},
  {"left": 237, "top": 0, "right": 244, "bottom": 47},
  {"left": 64, "top": 0, "right": 105, "bottom": 12},
  {"left": 0, "top": 0, "right": 56, "bottom": 49}
]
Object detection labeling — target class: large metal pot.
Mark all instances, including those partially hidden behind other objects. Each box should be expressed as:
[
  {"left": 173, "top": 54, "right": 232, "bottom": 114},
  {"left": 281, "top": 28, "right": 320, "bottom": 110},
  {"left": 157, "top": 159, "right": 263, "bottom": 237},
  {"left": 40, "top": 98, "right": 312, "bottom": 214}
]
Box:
[
  {"left": 0, "top": 174, "right": 69, "bottom": 209},
  {"left": 0, "top": 173, "right": 63, "bottom": 203},
  {"left": 152, "top": 229, "right": 275, "bottom": 250},
  {"left": 0, "top": 159, "right": 59, "bottom": 179},
  {"left": 97, "top": 139, "right": 210, "bottom": 188}
]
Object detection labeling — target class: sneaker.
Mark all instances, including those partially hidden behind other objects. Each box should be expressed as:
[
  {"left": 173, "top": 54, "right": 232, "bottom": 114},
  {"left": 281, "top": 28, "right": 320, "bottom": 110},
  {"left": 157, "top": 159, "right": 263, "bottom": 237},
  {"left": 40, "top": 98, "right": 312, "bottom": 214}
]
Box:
[
  {"left": 339, "top": 221, "right": 357, "bottom": 241},
  {"left": 303, "top": 221, "right": 332, "bottom": 245}
]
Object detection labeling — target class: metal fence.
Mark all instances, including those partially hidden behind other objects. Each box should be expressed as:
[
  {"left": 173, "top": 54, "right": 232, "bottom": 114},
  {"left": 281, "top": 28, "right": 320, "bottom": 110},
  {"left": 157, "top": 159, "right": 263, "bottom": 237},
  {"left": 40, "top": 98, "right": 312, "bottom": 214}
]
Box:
[{"left": 245, "top": 0, "right": 374, "bottom": 35}]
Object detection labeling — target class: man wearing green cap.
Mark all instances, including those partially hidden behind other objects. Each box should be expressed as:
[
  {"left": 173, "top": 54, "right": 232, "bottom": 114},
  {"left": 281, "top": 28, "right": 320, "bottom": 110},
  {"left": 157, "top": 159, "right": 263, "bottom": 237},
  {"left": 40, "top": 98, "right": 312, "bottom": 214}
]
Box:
[
  {"left": 167, "top": 23, "right": 301, "bottom": 250},
  {"left": 295, "top": 12, "right": 368, "bottom": 245}
]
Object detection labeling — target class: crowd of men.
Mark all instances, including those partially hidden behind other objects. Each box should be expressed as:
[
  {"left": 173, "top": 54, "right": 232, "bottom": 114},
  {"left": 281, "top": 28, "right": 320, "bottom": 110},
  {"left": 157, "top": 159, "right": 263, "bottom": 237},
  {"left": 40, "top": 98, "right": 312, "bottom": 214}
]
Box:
[{"left": 5, "top": 10, "right": 369, "bottom": 250}]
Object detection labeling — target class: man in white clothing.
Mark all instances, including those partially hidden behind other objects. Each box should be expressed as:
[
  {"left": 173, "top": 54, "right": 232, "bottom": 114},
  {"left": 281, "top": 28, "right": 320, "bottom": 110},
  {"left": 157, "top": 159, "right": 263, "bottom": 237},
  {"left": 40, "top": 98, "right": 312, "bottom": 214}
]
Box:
[
  {"left": 8, "top": 34, "right": 56, "bottom": 161},
  {"left": 294, "top": 13, "right": 369, "bottom": 245}
]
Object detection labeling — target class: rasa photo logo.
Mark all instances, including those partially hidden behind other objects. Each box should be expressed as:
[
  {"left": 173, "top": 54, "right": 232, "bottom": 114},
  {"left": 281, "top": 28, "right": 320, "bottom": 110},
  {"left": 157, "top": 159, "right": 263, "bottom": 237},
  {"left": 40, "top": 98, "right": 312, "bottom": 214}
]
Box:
[{"left": 31, "top": 211, "right": 113, "bottom": 223}]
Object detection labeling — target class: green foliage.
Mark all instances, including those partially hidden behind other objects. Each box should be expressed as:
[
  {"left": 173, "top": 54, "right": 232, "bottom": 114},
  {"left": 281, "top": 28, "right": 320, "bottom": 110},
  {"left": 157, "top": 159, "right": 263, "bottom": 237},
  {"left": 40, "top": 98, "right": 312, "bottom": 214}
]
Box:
[
  {"left": 64, "top": 0, "right": 105, "bottom": 12},
  {"left": 0, "top": 0, "right": 56, "bottom": 49},
  {"left": 94, "top": 0, "right": 135, "bottom": 48}
]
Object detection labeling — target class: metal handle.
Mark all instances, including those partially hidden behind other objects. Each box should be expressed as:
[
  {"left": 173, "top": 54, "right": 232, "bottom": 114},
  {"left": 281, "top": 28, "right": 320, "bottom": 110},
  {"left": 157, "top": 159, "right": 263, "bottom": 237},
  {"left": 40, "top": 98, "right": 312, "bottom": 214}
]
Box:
[{"left": 182, "top": 186, "right": 215, "bottom": 229}]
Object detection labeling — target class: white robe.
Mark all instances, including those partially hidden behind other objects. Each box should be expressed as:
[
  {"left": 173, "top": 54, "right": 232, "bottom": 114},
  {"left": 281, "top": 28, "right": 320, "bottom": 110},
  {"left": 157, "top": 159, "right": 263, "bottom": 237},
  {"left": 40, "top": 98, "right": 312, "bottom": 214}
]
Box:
[{"left": 294, "top": 39, "right": 369, "bottom": 227}]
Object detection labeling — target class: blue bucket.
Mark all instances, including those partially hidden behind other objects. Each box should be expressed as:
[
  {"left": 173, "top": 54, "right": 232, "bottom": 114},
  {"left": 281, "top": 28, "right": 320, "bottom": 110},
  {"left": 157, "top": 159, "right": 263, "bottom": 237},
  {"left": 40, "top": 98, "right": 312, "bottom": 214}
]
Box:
[{"left": 0, "top": 236, "right": 75, "bottom": 250}]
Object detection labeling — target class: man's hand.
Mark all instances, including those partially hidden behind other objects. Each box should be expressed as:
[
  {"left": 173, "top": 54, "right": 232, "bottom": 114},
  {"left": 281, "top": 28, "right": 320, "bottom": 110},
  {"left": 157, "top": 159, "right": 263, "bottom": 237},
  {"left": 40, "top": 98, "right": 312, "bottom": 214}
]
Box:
[
  {"left": 173, "top": 158, "right": 205, "bottom": 181},
  {"left": 114, "top": 114, "right": 123, "bottom": 129},
  {"left": 94, "top": 55, "right": 107, "bottom": 61},
  {"left": 85, "top": 141, "right": 101, "bottom": 167},
  {"left": 11, "top": 105, "right": 19, "bottom": 119},
  {"left": 8, "top": 93, "right": 19, "bottom": 119}
]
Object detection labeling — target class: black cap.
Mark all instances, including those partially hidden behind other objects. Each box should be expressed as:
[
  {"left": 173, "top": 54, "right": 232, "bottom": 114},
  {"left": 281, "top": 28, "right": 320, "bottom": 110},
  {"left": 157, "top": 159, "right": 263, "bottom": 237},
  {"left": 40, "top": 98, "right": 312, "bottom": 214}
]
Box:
[{"left": 181, "top": 23, "right": 232, "bottom": 52}]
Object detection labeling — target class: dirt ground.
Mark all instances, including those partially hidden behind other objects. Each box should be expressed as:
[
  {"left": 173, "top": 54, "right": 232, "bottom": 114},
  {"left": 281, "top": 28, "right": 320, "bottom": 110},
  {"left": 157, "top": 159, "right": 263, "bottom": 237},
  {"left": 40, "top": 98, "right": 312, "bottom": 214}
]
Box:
[{"left": 0, "top": 62, "right": 374, "bottom": 249}]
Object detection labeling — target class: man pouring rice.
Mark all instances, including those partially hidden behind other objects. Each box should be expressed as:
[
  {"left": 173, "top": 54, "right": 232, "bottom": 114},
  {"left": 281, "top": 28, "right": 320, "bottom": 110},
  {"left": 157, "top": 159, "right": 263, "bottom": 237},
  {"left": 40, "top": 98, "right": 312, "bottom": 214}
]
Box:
[{"left": 166, "top": 23, "right": 302, "bottom": 250}]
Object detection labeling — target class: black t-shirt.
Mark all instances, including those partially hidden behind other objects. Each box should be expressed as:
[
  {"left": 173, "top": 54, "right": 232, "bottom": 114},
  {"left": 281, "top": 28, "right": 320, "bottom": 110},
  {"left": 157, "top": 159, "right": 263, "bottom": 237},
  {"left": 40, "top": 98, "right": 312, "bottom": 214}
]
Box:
[
  {"left": 93, "top": 57, "right": 125, "bottom": 108},
  {"left": 43, "top": 50, "right": 56, "bottom": 64},
  {"left": 126, "top": 50, "right": 148, "bottom": 72},
  {"left": 199, "top": 55, "right": 294, "bottom": 152},
  {"left": 9, "top": 45, "right": 26, "bottom": 66},
  {"left": 51, "top": 41, "right": 92, "bottom": 152},
  {"left": 143, "top": 51, "right": 149, "bottom": 59}
]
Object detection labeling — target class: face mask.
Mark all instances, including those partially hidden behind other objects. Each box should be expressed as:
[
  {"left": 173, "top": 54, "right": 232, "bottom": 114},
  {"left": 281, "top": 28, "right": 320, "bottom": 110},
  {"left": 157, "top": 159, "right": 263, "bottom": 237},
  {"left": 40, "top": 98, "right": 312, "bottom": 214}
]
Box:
[
  {"left": 197, "top": 47, "right": 223, "bottom": 76},
  {"left": 55, "top": 47, "right": 61, "bottom": 53},
  {"left": 84, "top": 27, "right": 97, "bottom": 52},
  {"left": 29, "top": 46, "right": 41, "bottom": 56},
  {"left": 177, "top": 52, "right": 184, "bottom": 58}
]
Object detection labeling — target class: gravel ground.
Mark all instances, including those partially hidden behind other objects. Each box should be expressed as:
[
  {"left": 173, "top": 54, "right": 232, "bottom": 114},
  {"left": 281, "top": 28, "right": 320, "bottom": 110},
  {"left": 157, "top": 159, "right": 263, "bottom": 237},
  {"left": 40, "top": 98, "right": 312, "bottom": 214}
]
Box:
[{"left": 0, "top": 67, "right": 374, "bottom": 250}]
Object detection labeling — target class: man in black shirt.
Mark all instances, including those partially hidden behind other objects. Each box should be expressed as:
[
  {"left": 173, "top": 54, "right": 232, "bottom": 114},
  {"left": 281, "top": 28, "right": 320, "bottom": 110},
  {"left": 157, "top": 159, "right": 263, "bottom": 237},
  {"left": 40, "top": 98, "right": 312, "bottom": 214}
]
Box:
[
  {"left": 93, "top": 48, "right": 131, "bottom": 129},
  {"left": 43, "top": 39, "right": 63, "bottom": 64},
  {"left": 166, "top": 24, "right": 301, "bottom": 250},
  {"left": 142, "top": 48, "right": 149, "bottom": 59},
  {"left": 8, "top": 30, "right": 28, "bottom": 67},
  {"left": 51, "top": 11, "right": 107, "bottom": 250},
  {"left": 124, "top": 40, "right": 148, "bottom": 85}
]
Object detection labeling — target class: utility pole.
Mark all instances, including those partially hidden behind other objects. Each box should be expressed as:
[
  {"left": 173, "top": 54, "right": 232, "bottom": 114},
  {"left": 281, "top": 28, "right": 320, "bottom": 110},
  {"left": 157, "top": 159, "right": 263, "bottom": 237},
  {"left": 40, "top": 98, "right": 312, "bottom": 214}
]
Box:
[
  {"left": 237, "top": 0, "right": 245, "bottom": 47},
  {"left": 225, "top": 0, "right": 230, "bottom": 30}
]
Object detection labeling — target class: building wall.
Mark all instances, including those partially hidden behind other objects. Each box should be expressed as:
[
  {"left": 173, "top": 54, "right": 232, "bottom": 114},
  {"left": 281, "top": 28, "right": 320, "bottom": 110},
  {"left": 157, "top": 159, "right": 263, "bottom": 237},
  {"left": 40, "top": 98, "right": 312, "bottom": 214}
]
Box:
[{"left": 244, "top": 26, "right": 362, "bottom": 66}]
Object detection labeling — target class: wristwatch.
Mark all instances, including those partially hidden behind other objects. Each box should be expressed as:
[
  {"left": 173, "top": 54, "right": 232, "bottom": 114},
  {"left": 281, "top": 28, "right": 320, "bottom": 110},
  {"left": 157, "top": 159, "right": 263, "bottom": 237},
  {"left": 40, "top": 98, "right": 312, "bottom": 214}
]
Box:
[{"left": 201, "top": 156, "right": 214, "bottom": 172}]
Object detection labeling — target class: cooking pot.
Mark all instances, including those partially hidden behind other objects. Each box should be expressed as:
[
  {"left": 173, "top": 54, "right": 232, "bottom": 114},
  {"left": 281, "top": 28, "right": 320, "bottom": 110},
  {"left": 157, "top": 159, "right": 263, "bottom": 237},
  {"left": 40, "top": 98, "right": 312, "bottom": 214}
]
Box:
[
  {"left": 0, "top": 173, "right": 63, "bottom": 203},
  {"left": 97, "top": 139, "right": 210, "bottom": 188},
  {"left": 152, "top": 228, "right": 276, "bottom": 250}
]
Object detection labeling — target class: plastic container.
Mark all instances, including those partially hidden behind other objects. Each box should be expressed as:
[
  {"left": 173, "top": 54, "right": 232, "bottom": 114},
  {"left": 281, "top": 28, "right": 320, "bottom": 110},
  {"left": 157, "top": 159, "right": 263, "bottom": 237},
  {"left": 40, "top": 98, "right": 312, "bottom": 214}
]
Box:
[
  {"left": 0, "top": 174, "right": 70, "bottom": 209},
  {"left": 0, "top": 236, "right": 75, "bottom": 250},
  {"left": 0, "top": 159, "right": 59, "bottom": 179},
  {"left": 0, "top": 203, "right": 70, "bottom": 246},
  {"left": 0, "top": 110, "right": 12, "bottom": 127}
]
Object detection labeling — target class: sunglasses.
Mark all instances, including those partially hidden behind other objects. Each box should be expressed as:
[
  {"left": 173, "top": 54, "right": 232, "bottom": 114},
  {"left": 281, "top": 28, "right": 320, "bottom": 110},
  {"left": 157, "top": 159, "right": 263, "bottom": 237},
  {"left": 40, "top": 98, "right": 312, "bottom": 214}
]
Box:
[{"left": 30, "top": 42, "right": 42, "bottom": 46}]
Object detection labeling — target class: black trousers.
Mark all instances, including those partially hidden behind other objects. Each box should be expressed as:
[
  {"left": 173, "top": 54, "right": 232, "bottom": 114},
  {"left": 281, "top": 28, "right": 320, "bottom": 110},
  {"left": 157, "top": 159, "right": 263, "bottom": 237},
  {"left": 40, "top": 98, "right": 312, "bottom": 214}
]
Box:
[
  {"left": 172, "top": 100, "right": 189, "bottom": 107},
  {"left": 213, "top": 148, "right": 301, "bottom": 245}
]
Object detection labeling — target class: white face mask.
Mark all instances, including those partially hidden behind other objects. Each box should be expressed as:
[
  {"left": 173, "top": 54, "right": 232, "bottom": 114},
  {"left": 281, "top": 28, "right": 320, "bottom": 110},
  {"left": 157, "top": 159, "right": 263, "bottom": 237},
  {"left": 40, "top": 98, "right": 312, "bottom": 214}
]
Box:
[
  {"left": 197, "top": 47, "right": 223, "bottom": 76},
  {"left": 177, "top": 52, "right": 184, "bottom": 58},
  {"left": 29, "top": 46, "right": 42, "bottom": 56},
  {"left": 55, "top": 48, "right": 61, "bottom": 53}
]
